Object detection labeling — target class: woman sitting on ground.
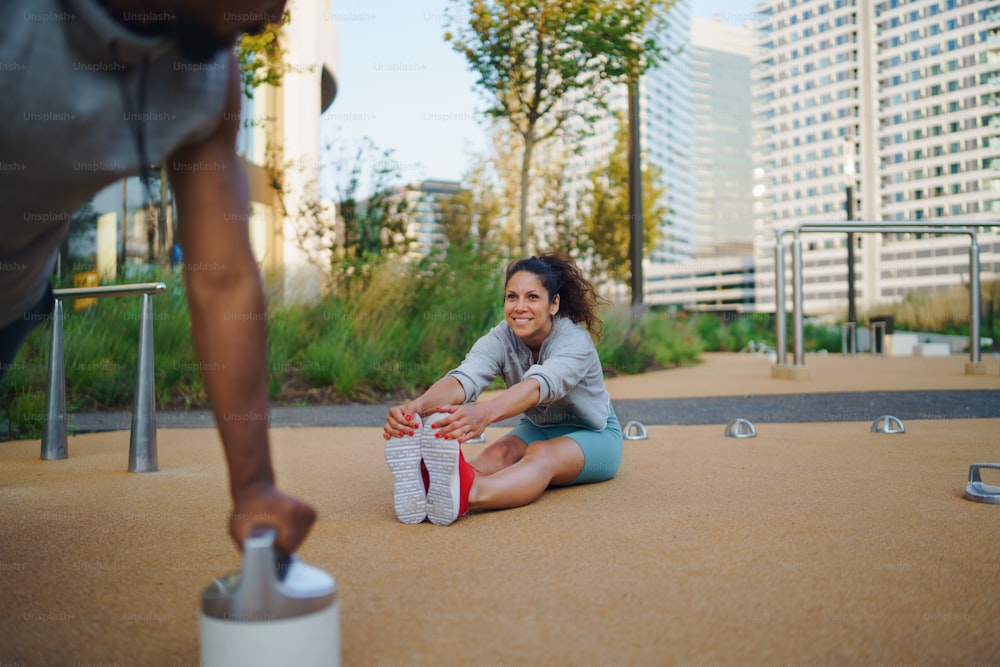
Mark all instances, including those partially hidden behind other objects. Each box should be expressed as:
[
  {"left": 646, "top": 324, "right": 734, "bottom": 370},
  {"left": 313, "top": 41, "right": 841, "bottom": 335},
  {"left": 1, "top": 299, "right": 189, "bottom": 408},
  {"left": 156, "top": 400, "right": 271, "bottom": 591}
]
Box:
[{"left": 383, "top": 252, "right": 623, "bottom": 525}]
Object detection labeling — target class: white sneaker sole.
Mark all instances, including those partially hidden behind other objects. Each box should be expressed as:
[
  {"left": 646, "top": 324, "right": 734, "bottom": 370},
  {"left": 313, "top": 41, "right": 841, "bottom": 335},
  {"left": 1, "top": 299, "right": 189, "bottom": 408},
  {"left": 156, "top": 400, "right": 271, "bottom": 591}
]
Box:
[
  {"left": 423, "top": 427, "right": 461, "bottom": 526},
  {"left": 384, "top": 418, "right": 426, "bottom": 524}
]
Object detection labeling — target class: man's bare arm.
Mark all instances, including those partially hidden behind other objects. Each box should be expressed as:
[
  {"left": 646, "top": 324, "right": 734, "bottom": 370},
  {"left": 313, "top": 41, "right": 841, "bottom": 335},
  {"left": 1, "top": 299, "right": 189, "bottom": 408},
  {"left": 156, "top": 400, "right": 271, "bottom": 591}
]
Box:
[{"left": 168, "top": 51, "right": 315, "bottom": 553}]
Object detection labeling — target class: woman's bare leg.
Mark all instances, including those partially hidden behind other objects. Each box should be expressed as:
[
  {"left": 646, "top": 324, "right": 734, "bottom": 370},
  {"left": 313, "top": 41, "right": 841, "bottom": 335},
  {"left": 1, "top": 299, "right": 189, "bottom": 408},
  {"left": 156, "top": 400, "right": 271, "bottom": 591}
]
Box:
[{"left": 468, "top": 437, "right": 584, "bottom": 510}]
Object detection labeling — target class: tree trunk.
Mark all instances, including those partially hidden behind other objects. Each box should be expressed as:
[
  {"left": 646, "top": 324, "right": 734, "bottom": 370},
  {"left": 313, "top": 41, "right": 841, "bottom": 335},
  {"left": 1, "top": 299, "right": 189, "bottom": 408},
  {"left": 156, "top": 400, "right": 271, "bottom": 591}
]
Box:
[
  {"left": 146, "top": 205, "right": 155, "bottom": 265},
  {"left": 158, "top": 164, "right": 169, "bottom": 264},
  {"left": 518, "top": 133, "right": 534, "bottom": 257}
]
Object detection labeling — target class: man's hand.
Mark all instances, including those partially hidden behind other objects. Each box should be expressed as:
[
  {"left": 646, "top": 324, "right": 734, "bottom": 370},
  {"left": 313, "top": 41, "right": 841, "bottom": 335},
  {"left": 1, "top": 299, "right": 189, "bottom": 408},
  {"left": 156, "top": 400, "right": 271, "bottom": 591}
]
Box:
[{"left": 230, "top": 482, "right": 317, "bottom": 553}]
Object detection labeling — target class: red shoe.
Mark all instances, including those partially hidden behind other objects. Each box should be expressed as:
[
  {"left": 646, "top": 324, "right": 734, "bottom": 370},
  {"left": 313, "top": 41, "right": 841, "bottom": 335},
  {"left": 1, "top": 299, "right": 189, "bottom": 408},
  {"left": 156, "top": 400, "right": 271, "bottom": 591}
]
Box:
[
  {"left": 384, "top": 415, "right": 426, "bottom": 524},
  {"left": 423, "top": 427, "right": 476, "bottom": 526}
]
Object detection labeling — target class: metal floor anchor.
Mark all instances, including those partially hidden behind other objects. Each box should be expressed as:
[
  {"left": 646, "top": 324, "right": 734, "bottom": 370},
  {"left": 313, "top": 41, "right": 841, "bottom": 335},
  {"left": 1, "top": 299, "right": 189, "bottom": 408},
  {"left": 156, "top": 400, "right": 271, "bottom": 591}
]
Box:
[
  {"left": 964, "top": 463, "right": 1000, "bottom": 505},
  {"left": 623, "top": 421, "right": 648, "bottom": 440},
  {"left": 871, "top": 415, "right": 905, "bottom": 434},
  {"left": 724, "top": 418, "right": 756, "bottom": 438}
]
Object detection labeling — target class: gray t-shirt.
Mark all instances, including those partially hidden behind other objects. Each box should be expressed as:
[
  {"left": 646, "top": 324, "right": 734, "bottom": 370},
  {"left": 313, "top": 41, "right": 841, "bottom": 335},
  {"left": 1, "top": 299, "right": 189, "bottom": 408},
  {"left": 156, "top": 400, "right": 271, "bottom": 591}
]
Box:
[
  {"left": 0, "top": 0, "right": 228, "bottom": 326},
  {"left": 447, "top": 316, "right": 612, "bottom": 431}
]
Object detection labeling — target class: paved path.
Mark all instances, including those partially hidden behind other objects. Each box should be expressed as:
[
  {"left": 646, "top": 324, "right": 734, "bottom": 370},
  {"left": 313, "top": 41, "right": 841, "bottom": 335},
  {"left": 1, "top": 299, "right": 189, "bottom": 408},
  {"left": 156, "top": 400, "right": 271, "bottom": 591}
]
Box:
[
  {"left": 64, "top": 352, "right": 1000, "bottom": 432},
  {"left": 66, "top": 388, "right": 1000, "bottom": 432}
]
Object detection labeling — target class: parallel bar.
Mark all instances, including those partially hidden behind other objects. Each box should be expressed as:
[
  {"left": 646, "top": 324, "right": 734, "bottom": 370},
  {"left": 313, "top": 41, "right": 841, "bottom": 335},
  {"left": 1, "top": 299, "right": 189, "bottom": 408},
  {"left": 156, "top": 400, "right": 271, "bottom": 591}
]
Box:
[
  {"left": 53, "top": 282, "right": 166, "bottom": 301},
  {"left": 774, "top": 221, "right": 996, "bottom": 372},
  {"left": 42, "top": 283, "right": 164, "bottom": 472},
  {"left": 786, "top": 222, "right": 983, "bottom": 367}
]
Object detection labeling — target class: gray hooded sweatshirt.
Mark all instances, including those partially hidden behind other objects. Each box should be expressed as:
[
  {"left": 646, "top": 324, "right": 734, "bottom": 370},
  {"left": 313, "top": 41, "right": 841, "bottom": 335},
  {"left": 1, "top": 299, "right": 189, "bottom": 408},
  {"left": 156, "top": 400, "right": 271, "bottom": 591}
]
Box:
[{"left": 447, "top": 316, "right": 612, "bottom": 431}]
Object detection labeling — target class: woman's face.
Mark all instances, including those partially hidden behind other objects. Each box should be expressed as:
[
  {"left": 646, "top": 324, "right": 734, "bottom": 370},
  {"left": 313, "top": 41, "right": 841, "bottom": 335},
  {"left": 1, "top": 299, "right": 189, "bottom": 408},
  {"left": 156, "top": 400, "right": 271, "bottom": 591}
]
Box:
[{"left": 504, "top": 271, "right": 559, "bottom": 347}]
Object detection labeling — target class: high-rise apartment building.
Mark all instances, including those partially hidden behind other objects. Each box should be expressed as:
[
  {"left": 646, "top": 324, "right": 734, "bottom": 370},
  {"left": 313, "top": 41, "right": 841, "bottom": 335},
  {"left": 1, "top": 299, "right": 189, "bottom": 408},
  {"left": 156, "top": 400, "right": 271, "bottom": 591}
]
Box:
[
  {"left": 752, "top": 0, "right": 1000, "bottom": 319},
  {"left": 873, "top": 0, "right": 1000, "bottom": 301}
]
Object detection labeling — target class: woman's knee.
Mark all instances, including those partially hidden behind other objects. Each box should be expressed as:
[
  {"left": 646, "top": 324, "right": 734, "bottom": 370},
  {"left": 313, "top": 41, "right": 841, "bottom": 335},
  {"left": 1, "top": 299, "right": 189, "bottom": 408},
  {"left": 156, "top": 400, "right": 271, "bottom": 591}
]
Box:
[
  {"left": 524, "top": 438, "right": 585, "bottom": 483},
  {"left": 472, "top": 436, "right": 527, "bottom": 474}
]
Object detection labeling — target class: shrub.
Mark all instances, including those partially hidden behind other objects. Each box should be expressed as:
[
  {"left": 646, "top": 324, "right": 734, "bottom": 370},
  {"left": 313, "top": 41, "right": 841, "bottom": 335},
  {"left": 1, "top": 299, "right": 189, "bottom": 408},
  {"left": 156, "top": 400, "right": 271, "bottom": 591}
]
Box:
[{"left": 597, "top": 308, "right": 702, "bottom": 375}]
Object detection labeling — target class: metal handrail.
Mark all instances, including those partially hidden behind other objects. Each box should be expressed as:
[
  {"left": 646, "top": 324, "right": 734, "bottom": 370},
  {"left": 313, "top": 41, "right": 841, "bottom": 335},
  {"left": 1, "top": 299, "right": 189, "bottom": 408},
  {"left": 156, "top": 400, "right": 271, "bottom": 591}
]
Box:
[
  {"left": 42, "top": 282, "right": 166, "bottom": 472},
  {"left": 773, "top": 221, "right": 995, "bottom": 369}
]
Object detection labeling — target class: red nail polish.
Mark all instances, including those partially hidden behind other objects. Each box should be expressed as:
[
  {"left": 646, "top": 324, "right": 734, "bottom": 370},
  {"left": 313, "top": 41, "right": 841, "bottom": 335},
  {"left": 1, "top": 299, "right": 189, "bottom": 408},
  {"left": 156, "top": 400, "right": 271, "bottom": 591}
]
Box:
[
  {"left": 397, "top": 431, "right": 404, "bottom": 437},
  {"left": 405, "top": 414, "right": 411, "bottom": 421},
  {"left": 430, "top": 423, "right": 437, "bottom": 429},
  {"left": 435, "top": 432, "right": 441, "bottom": 439},
  {"left": 409, "top": 430, "right": 415, "bottom": 436}
]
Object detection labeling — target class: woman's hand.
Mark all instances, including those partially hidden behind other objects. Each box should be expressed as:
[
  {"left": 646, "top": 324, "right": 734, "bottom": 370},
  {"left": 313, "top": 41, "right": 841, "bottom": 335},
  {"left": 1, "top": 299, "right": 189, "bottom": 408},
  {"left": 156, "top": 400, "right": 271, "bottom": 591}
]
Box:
[
  {"left": 383, "top": 403, "right": 420, "bottom": 440},
  {"left": 429, "top": 403, "right": 493, "bottom": 443}
]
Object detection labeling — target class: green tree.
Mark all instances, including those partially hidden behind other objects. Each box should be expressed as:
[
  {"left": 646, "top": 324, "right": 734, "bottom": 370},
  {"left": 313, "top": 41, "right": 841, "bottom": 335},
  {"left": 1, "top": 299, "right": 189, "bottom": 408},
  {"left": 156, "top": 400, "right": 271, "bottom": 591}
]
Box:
[
  {"left": 235, "top": 12, "right": 292, "bottom": 98},
  {"left": 445, "top": 0, "right": 672, "bottom": 256},
  {"left": 440, "top": 152, "right": 508, "bottom": 258},
  {"left": 305, "top": 137, "right": 408, "bottom": 294},
  {"left": 536, "top": 152, "right": 580, "bottom": 259},
  {"left": 582, "top": 113, "right": 666, "bottom": 284}
]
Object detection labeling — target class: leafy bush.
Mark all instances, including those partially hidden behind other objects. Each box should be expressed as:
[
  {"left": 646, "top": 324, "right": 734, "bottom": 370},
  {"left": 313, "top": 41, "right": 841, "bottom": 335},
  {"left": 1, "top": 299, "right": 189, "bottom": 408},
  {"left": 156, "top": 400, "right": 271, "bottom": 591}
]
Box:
[{"left": 597, "top": 308, "right": 703, "bottom": 375}]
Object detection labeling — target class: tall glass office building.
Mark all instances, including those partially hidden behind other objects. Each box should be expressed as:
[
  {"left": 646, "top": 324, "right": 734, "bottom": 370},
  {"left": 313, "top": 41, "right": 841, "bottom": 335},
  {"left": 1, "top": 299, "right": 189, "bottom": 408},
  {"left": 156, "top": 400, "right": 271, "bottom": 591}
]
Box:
[
  {"left": 691, "top": 17, "right": 755, "bottom": 258},
  {"left": 645, "top": 0, "right": 697, "bottom": 262}
]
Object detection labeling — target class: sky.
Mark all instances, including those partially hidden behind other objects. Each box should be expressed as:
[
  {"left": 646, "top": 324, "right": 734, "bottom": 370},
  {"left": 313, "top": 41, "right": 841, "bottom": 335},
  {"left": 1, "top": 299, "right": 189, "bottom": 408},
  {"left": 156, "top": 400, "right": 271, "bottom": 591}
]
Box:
[{"left": 321, "top": 0, "right": 759, "bottom": 194}]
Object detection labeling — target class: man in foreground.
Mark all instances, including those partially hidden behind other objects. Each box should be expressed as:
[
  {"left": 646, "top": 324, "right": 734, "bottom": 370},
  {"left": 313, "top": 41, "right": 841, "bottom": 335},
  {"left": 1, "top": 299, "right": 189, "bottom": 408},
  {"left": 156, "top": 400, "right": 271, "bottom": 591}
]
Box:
[{"left": 0, "top": 0, "right": 317, "bottom": 553}]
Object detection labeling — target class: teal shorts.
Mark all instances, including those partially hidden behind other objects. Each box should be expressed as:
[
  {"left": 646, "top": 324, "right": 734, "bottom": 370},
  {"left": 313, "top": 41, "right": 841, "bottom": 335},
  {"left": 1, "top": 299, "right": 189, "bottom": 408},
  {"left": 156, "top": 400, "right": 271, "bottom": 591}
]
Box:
[{"left": 506, "top": 409, "right": 623, "bottom": 485}]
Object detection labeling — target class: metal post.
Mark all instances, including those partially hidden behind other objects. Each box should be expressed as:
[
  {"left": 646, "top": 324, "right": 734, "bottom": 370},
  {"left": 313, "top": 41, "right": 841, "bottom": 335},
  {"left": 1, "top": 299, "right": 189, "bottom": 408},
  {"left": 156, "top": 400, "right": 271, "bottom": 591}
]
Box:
[
  {"left": 129, "top": 292, "right": 158, "bottom": 472},
  {"left": 846, "top": 185, "right": 857, "bottom": 355},
  {"left": 969, "top": 237, "right": 981, "bottom": 364},
  {"left": 870, "top": 322, "right": 886, "bottom": 358},
  {"left": 41, "top": 299, "right": 67, "bottom": 460},
  {"left": 792, "top": 236, "right": 805, "bottom": 366},
  {"left": 841, "top": 322, "right": 857, "bottom": 358},
  {"left": 774, "top": 232, "right": 787, "bottom": 365}
]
